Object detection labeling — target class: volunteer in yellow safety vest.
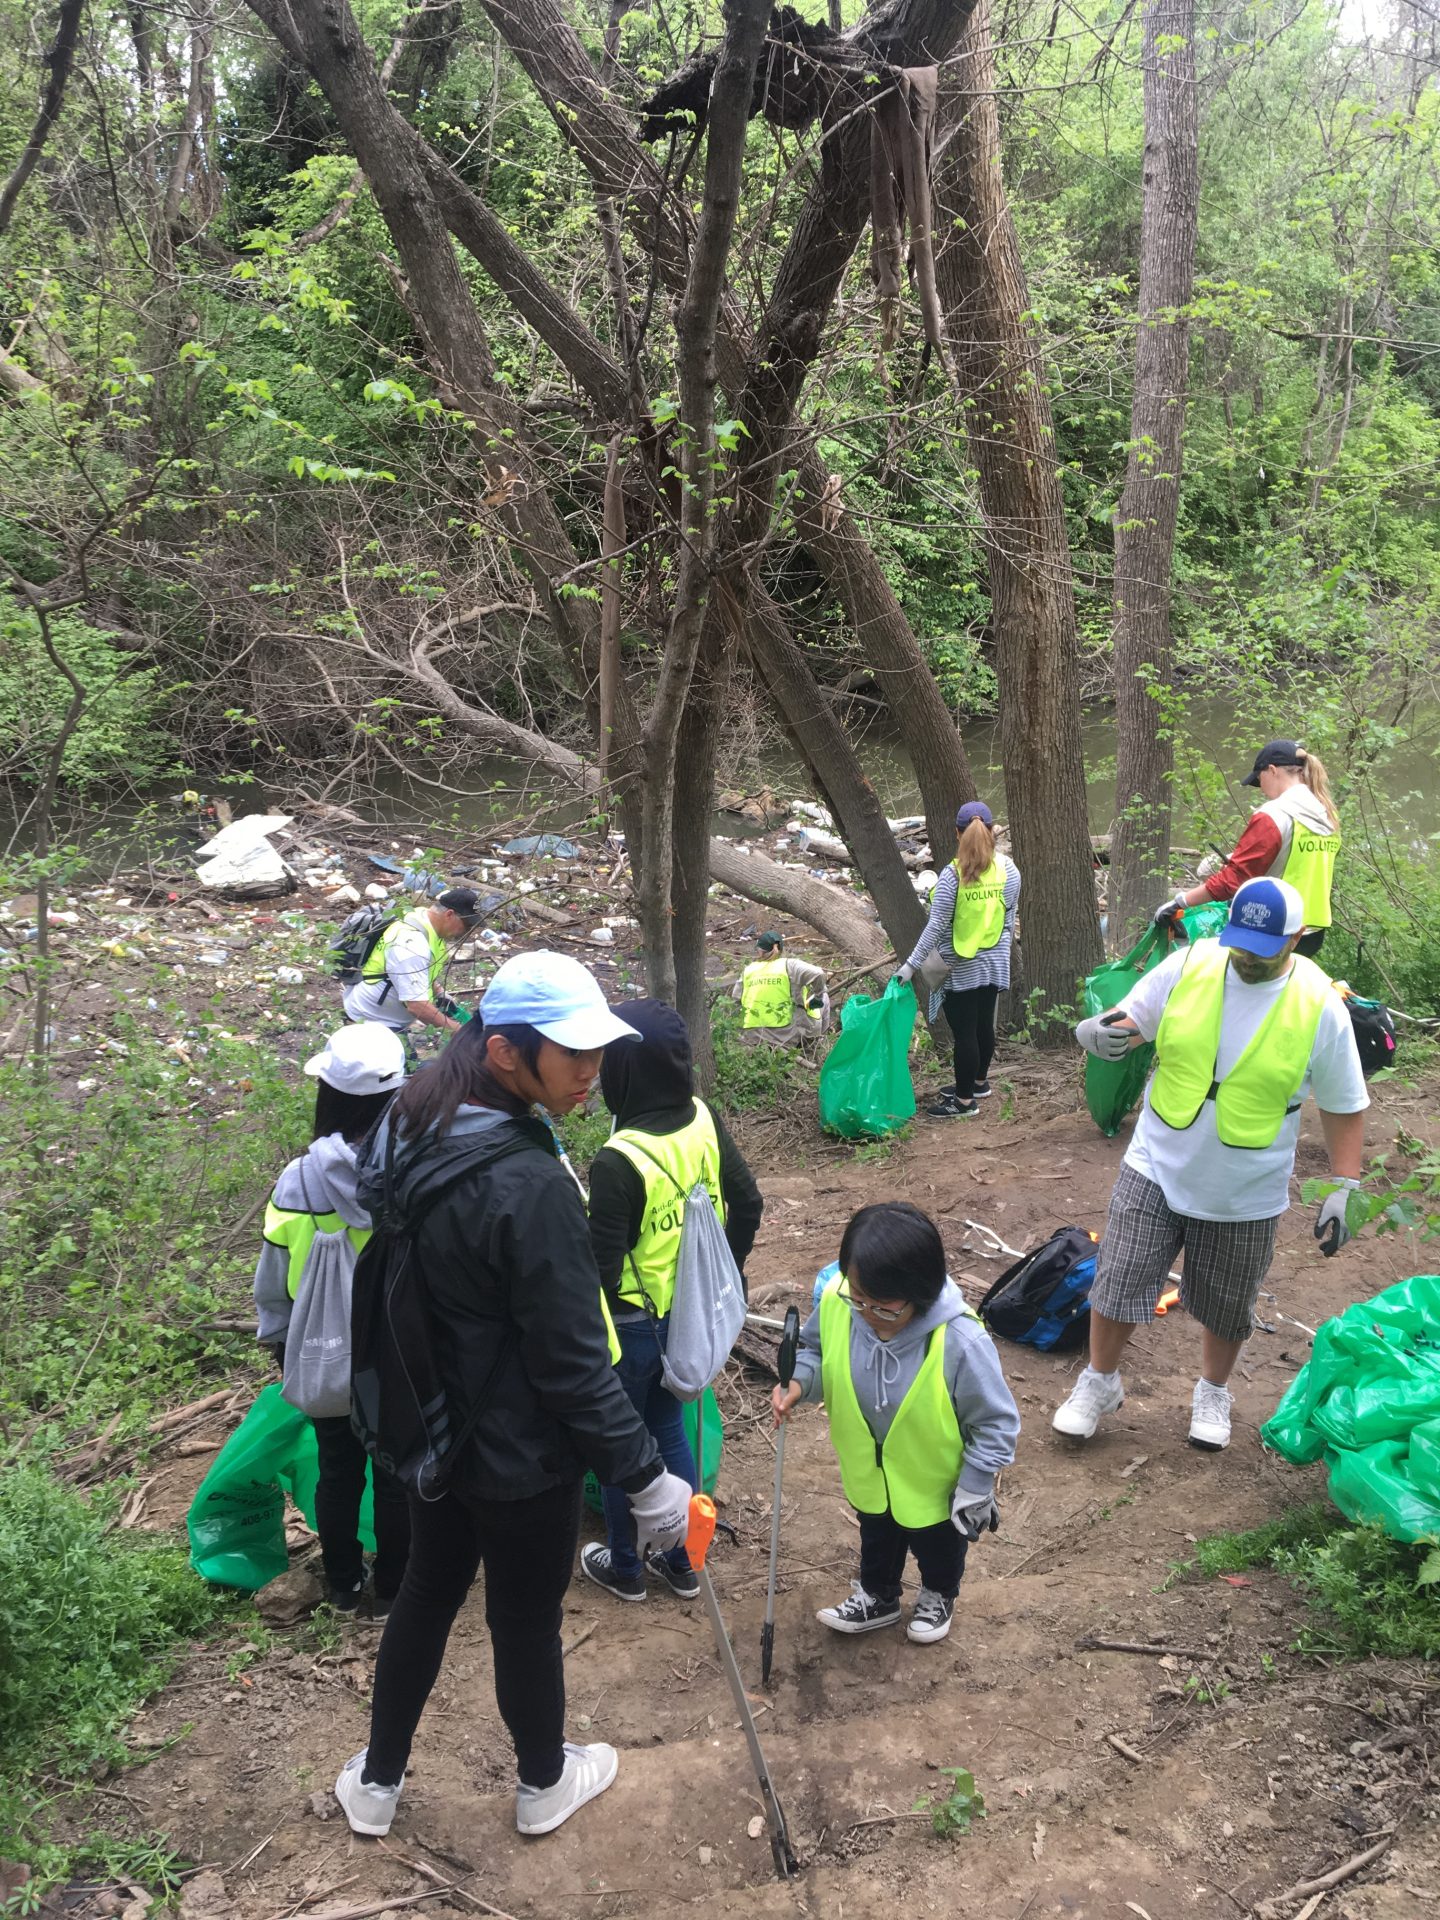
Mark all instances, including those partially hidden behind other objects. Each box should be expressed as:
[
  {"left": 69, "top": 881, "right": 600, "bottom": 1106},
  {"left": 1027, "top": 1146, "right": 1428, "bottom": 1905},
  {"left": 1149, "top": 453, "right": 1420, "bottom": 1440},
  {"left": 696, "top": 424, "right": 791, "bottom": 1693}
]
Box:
[
  {"left": 1154, "top": 740, "right": 1342, "bottom": 957},
  {"left": 341, "top": 887, "right": 483, "bottom": 1037},
  {"left": 253, "top": 1023, "right": 411, "bottom": 1614},
  {"left": 581, "top": 1000, "right": 764, "bottom": 1603},
  {"left": 1062, "top": 877, "right": 1367, "bottom": 1454},
  {"left": 772, "top": 1202, "right": 1019, "bottom": 1646},
  {"left": 894, "top": 799, "right": 1021, "bottom": 1119},
  {"left": 732, "top": 931, "right": 828, "bottom": 1043}
]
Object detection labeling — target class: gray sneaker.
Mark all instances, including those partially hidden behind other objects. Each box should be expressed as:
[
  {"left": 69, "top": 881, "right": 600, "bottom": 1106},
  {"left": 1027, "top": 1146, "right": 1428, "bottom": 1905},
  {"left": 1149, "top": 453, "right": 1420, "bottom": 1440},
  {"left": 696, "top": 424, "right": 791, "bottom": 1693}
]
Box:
[
  {"left": 516, "top": 1741, "right": 619, "bottom": 1835},
  {"left": 334, "top": 1750, "right": 403, "bottom": 1837}
]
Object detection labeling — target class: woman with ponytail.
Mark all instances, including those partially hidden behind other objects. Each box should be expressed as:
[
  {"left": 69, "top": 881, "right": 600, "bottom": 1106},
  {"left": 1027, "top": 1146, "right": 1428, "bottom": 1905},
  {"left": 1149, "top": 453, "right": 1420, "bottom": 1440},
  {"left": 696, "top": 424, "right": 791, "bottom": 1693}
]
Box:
[
  {"left": 894, "top": 801, "right": 1022, "bottom": 1118},
  {"left": 1154, "top": 740, "right": 1341, "bottom": 957}
]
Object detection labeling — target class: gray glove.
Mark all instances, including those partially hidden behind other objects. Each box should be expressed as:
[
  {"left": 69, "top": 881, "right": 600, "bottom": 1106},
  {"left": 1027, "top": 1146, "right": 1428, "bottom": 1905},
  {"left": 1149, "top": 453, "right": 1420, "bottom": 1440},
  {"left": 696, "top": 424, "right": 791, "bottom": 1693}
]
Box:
[
  {"left": 628, "top": 1469, "right": 692, "bottom": 1556},
  {"left": 892, "top": 962, "right": 914, "bottom": 986},
  {"left": 1314, "top": 1178, "right": 1360, "bottom": 1257},
  {"left": 1152, "top": 893, "right": 1187, "bottom": 931},
  {"left": 1076, "top": 1011, "right": 1135, "bottom": 1061},
  {"left": 951, "top": 1488, "right": 999, "bottom": 1542}
]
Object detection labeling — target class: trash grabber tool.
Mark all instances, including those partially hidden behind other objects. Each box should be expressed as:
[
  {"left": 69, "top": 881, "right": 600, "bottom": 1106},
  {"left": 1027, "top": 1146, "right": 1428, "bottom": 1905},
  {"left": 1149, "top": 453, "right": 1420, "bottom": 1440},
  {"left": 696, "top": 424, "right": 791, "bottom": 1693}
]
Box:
[
  {"left": 761, "top": 1306, "right": 800, "bottom": 1687},
  {"left": 686, "top": 1495, "right": 798, "bottom": 1880}
]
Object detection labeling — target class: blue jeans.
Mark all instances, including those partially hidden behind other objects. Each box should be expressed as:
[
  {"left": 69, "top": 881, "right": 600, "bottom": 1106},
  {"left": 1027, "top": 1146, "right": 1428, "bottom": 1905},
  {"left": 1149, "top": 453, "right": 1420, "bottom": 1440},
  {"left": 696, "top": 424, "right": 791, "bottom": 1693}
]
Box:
[{"left": 599, "top": 1312, "right": 697, "bottom": 1578}]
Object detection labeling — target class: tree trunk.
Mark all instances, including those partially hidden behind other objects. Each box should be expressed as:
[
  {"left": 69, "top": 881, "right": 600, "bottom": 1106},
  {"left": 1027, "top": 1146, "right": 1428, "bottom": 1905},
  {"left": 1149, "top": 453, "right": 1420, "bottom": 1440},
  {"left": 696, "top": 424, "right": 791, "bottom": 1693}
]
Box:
[
  {"left": 933, "top": 3, "right": 1101, "bottom": 1027},
  {"left": 1108, "top": 0, "right": 1199, "bottom": 953},
  {"left": 0, "top": 0, "right": 86, "bottom": 238}
]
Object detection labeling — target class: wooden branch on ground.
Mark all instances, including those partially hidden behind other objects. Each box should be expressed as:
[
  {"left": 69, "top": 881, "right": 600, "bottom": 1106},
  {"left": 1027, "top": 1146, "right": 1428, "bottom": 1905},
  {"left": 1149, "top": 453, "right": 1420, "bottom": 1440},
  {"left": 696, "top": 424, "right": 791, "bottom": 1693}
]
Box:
[
  {"left": 1254, "top": 1834, "right": 1395, "bottom": 1917},
  {"left": 1075, "top": 1637, "right": 1213, "bottom": 1660}
]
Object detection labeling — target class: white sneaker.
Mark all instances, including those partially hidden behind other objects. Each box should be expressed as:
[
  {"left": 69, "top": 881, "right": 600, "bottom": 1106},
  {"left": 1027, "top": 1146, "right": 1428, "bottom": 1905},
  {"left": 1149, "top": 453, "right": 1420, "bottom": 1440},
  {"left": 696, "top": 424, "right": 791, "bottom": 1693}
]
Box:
[
  {"left": 1189, "top": 1378, "right": 1233, "bottom": 1451},
  {"left": 907, "top": 1587, "right": 954, "bottom": 1644},
  {"left": 515, "top": 1741, "right": 619, "bottom": 1835},
  {"left": 1052, "top": 1366, "right": 1125, "bottom": 1440},
  {"left": 334, "top": 1749, "right": 403, "bottom": 1836}
]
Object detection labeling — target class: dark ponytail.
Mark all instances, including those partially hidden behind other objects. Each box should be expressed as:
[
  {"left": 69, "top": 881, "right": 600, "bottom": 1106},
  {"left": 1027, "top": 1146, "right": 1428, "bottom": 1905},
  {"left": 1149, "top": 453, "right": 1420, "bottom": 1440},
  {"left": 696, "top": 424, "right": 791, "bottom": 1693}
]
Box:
[{"left": 391, "top": 1020, "right": 546, "bottom": 1140}]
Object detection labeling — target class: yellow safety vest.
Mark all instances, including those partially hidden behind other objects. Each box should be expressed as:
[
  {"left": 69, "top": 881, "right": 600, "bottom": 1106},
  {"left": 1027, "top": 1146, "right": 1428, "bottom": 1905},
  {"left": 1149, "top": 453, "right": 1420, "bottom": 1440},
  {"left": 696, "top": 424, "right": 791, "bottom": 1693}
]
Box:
[
  {"left": 1150, "top": 942, "right": 1332, "bottom": 1148},
  {"left": 606, "top": 1102, "right": 727, "bottom": 1315},
  {"left": 741, "top": 957, "right": 794, "bottom": 1029},
  {"left": 362, "top": 911, "right": 448, "bottom": 997},
  {"left": 818, "top": 1280, "right": 965, "bottom": 1528},
  {"left": 1281, "top": 825, "right": 1340, "bottom": 930},
  {"left": 950, "top": 859, "right": 1007, "bottom": 960},
  {"left": 263, "top": 1201, "right": 371, "bottom": 1300},
  {"left": 599, "top": 1289, "right": 621, "bottom": 1366}
]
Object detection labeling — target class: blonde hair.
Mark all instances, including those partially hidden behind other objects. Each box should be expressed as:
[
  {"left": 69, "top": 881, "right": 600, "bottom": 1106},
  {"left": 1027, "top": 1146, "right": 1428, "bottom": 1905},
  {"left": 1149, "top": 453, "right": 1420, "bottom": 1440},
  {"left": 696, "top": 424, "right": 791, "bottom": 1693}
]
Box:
[
  {"left": 955, "top": 817, "right": 996, "bottom": 885},
  {"left": 1294, "top": 746, "right": 1340, "bottom": 832}
]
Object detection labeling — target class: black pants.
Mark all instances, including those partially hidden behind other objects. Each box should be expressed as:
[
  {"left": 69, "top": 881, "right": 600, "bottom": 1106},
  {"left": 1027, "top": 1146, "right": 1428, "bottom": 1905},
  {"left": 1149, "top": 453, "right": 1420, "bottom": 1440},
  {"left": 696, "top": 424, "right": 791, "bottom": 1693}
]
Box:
[
  {"left": 365, "top": 1478, "right": 582, "bottom": 1791},
  {"left": 942, "top": 984, "right": 999, "bottom": 1101},
  {"left": 311, "top": 1415, "right": 411, "bottom": 1601},
  {"left": 859, "top": 1508, "right": 968, "bottom": 1602},
  {"left": 1295, "top": 928, "right": 1326, "bottom": 958}
]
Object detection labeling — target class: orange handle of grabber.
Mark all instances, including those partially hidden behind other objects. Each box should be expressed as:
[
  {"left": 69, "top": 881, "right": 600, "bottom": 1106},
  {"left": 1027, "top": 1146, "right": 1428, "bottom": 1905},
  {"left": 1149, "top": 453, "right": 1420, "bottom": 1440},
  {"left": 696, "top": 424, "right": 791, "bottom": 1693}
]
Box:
[{"left": 686, "top": 1493, "right": 717, "bottom": 1570}]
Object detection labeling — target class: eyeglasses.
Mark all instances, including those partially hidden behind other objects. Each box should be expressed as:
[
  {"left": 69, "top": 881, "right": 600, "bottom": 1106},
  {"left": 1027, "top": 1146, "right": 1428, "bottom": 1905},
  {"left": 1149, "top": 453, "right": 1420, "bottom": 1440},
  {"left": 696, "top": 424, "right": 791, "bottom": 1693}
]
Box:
[{"left": 842, "top": 1279, "right": 911, "bottom": 1323}]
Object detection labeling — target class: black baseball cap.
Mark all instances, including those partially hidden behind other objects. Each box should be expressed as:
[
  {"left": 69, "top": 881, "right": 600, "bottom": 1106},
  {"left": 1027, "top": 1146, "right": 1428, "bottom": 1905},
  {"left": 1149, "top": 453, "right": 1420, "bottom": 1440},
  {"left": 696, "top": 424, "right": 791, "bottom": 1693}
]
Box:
[
  {"left": 756, "top": 930, "right": 783, "bottom": 951},
  {"left": 437, "top": 886, "right": 482, "bottom": 924},
  {"left": 1240, "top": 740, "right": 1304, "bottom": 787}
]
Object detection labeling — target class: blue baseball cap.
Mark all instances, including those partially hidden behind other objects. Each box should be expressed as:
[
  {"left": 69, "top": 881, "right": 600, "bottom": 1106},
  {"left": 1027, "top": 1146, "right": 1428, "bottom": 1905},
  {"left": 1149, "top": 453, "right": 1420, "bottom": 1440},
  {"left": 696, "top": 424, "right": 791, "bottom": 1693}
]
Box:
[
  {"left": 480, "top": 950, "right": 639, "bottom": 1049},
  {"left": 1218, "top": 878, "right": 1305, "bottom": 957},
  {"left": 955, "top": 800, "right": 994, "bottom": 830}
]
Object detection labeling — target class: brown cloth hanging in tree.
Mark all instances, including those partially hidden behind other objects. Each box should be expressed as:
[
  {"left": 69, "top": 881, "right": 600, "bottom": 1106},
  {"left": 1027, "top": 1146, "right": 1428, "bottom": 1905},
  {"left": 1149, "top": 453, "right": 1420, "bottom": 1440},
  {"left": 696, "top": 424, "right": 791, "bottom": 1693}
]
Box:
[{"left": 870, "top": 66, "right": 945, "bottom": 359}]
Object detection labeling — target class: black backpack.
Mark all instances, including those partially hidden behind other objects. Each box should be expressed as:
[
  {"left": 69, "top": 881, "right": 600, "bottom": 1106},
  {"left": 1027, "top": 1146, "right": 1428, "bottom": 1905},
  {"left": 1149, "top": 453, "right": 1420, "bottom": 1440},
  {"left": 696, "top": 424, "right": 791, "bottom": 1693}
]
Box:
[
  {"left": 328, "top": 903, "right": 401, "bottom": 986},
  {"left": 978, "top": 1226, "right": 1100, "bottom": 1352},
  {"left": 1345, "top": 996, "right": 1396, "bottom": 1079},
  {"left": 350, "top": 1125, "right": 528, "bottom": 1499}
]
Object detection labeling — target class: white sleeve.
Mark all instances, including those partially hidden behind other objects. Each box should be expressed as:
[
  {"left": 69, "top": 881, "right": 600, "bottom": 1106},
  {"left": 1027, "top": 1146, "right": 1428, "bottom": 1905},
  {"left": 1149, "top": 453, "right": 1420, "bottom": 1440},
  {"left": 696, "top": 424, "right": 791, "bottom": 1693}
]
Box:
[
  {"left": 386, "top": 928, "right": 434, "bottom": 1004},
  {"left": 1116, "top": 949, "right": 1186, "bottom": 1042},
  {"left": 1309, "top": 997, "right": 1370, "bottom": 1114}
]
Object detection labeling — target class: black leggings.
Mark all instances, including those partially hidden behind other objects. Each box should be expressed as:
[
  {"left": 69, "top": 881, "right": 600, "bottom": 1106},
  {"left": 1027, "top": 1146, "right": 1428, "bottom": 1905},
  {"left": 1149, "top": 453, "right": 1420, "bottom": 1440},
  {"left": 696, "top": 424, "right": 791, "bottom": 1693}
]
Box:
[
  {"left": 311, "top": 1415, "right": 410, "bottom": 1601},
  {"left": 942, "top": 985, "right": 999, "bottom": 1100},
  {"left": 365, "top": 1478, "right": 581, "bottom": 1792}
]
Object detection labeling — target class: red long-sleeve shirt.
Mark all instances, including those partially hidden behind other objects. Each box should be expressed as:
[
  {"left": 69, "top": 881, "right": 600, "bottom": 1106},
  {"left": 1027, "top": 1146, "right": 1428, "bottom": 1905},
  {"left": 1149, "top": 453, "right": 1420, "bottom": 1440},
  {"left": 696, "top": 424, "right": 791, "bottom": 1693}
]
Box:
[{"left": 1202, "top": 811, "right": 1285, "bottom": 901}]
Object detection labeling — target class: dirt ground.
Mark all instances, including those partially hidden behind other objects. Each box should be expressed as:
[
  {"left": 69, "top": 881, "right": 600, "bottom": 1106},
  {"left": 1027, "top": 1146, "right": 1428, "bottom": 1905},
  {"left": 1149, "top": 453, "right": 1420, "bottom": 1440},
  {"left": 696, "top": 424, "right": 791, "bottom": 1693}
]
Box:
[{"left": 84, "top": 1045, "right": 1435, "bottom": 1920}]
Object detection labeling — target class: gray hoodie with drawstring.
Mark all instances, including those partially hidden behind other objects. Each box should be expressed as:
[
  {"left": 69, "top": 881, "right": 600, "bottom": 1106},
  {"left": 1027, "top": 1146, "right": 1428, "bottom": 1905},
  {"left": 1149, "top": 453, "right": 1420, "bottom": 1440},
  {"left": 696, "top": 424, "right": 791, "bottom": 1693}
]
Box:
[
  {"left": 252, "top": 1133, "right": 370, "bottom": 1347},
  {"left": 791, "top": 1278, "right": 1020, "bottom": 1504}
]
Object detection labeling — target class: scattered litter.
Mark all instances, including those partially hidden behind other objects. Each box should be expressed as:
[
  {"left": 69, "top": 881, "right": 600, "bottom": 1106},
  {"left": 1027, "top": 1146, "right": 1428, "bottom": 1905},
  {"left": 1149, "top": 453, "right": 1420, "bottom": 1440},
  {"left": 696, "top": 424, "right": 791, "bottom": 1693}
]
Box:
[
  {"left": 276, "top": 966, "right": 305, "bottom": 985},
  {"left": 502, "top": 833, "right": 581, "bottom": 859},
  {"left": 747, "top": 1816, "right": 765, "bottom": 1840},
  {"left": 195, "top": 814, "right": 295, "bottom": 899},
  {"left": 195, "top": 950, "right": 228, "bottom": 967},
  {"left": 588, "top": 927, "right": 614, "bottom": 945},
  {"left": 363, "top": 883, "right": 391, "bottom": 901}
]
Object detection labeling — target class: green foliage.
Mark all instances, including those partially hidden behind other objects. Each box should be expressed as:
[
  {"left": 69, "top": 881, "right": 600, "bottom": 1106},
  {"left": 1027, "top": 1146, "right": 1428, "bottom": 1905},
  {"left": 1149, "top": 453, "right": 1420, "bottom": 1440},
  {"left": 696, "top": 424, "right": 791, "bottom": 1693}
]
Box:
[
  {"left": 710, "top": 1000, "right": 814, "bottom": 1113},
  {"left": 913, "top": 1766, "right": 986, "bottom": 1839},
  {"left": 0, "top": 610, "right": 172, "bottom": 789}
]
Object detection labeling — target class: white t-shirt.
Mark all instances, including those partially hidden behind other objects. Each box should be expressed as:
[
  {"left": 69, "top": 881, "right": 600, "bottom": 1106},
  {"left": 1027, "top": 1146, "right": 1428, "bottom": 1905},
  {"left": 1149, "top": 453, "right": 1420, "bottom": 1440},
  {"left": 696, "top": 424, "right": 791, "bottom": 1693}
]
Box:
[
  {"left": 341, "top": 919, "right": 437, "bottom": 1032},
  {"left": 1118, "top": 948, "right": 1368, "bottom": 1222}
]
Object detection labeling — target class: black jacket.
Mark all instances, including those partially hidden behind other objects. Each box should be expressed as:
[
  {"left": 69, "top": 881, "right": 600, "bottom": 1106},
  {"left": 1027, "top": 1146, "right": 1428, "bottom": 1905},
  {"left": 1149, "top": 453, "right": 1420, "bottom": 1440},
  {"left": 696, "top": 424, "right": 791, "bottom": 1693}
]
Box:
[
  {"left": 357, "top": 1103, "right": 661, "bottom": 1502},
  {"left": 588, "top": 1000, "right": 764, "bottom": 1300}
]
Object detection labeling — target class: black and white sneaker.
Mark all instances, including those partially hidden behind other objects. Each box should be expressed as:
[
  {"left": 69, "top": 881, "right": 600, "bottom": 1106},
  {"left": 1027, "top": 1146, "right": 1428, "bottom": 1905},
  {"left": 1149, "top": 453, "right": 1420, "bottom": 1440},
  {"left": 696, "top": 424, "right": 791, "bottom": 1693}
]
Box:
[
  {"left": 907, "top": 1587, "right": 954, "bottom": 1644},
  {"left": 645, "top": 1549, "right": 699, "bottom": 1599},
  {"left": 816, "top": 1583, "right": 902, "bottom": 1634},
  {"left": 926, "top": 1090, "right": 980, "bottom": 1119},
  {"left": 972, "top": 1081, "right": 993, "bottom": 1100},
  {"left": 580, "top": 1542, "right": 646, "bottom": 1603},
  {"left": 328, "top": 1578, "right": 365, "bottom": 1615}
]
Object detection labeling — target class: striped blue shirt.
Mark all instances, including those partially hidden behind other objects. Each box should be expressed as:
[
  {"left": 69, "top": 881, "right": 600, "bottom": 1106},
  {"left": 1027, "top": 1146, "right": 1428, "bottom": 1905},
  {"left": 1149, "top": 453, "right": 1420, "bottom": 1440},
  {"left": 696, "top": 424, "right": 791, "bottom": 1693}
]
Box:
[{"left": 905, "top": 853, "right": 1022, "bottom": 1006}]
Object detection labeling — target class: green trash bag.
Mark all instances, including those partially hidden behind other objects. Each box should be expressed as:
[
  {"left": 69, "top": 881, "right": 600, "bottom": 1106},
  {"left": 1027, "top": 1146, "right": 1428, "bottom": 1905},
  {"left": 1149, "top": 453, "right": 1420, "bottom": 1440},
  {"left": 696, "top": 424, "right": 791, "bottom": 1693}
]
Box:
[
  {"left": 583, "top": 1387, "right": 722, "bottom": 1515},
  {"left": 818, "top": 978, "right": 917, "bottom": 1140},
  {"left": 1260, "top": 1274, "right": 1440, "bottom": 1543},
  {"left": 1081, "top": 906, "right": 1230, "bottom": 1137},
  {"left": 187, "top": 1383, "right": 375, "bottom": 1591}
]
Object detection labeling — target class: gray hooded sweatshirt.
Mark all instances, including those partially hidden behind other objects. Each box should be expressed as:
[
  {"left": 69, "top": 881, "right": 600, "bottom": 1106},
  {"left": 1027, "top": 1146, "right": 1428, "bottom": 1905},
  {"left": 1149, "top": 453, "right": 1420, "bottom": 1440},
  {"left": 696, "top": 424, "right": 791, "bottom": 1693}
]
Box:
[
  {"left": 252, "top": 1133, "right": 371, "bottom": 1347},
  {"left": 791, "top": 1277, "right": 1020, "bottom": 1504}
]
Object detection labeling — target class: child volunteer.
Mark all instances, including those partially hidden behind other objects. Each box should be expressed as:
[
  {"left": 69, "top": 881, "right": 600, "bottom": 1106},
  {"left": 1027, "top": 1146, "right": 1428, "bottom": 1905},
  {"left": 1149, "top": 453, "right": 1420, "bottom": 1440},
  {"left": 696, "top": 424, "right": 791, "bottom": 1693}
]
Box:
[
  {"left": 894, "top": 800, "right": 1021, "bottom": 1118},
  {"left": 772, "top": 1202, "right": 1019, "bottom": 1645},
  {"left": 582, "top": 1001, "right": 763, "bottom": 1603},
  {"left": 1154, "top": 740, "right": 1341, "bottom": 956},
  {"left": 253, "top": 1023, "right": 410, "bottom": 1615}
]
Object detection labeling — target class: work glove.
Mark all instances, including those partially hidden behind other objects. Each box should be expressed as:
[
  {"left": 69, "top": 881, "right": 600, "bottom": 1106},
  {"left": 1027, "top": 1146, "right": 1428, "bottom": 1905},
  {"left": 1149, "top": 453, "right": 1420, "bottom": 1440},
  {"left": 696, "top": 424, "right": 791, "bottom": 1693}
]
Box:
[
  {"left": 951, "top": 1488, "right": 1000, "bottom": 1542},
  {"left": 1314, "top": 1177, "right": 1361, "bottom": 1258},
  {"left": 1076, "top": 1010, "right": 1135, "bottom": 1061},
  {"left": 1152, "top": 893, "right": 1188, "bottom": 933},
  {"left": 892, "top": 962, "right": 914, "bottom": 986},
  {"left": 628, "top": 1468, "right": 692, "bottom": 1556}
]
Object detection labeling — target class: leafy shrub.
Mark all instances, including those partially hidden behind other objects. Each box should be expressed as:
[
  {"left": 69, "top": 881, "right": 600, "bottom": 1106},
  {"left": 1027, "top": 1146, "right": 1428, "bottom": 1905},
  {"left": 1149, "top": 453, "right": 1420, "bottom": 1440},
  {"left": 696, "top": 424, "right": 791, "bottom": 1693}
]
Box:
[
  {"left": 0, "top": 609, "right": 173, "bottom": 789},
  {"left": 711, "top": 998, "right": 815, "bottom": 1113}
]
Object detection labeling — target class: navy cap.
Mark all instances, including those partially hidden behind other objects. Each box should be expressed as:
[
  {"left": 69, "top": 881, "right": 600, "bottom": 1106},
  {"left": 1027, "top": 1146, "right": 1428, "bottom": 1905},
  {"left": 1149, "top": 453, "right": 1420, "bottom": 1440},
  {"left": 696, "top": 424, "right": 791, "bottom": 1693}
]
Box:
[
  {"left": 955, "top": 800, "right": 994, "bottom": 830},
  {"left": 1240, "top": 740, "right": 1305, "bottom": 788}
]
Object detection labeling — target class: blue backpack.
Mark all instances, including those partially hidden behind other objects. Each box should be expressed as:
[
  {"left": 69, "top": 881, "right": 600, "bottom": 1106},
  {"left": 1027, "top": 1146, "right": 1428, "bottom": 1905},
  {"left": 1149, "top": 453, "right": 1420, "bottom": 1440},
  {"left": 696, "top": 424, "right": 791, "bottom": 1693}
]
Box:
[{"left": 978, "top": 1227, "right": 1098, "bottom": 1352}]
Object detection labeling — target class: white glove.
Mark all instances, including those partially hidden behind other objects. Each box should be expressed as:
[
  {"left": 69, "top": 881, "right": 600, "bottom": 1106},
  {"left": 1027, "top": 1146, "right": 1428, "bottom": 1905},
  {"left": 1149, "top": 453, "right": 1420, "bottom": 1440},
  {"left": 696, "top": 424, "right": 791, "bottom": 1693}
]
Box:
[
  {"left": 628, "top": 1469, "right": 692, "bottom": 1556},
  {"left": 1077, "top": 1011, "right": 1135, "bottom": 1060},
  {"left": 1314, "top": 1178, "right": 1360, "bottom": 1258},
  {"left": 893, "top": 962, "right": 914, "bottom": 985},
  {"left": 951, "top": 1488, "right": 999, "bottom": 1541}
]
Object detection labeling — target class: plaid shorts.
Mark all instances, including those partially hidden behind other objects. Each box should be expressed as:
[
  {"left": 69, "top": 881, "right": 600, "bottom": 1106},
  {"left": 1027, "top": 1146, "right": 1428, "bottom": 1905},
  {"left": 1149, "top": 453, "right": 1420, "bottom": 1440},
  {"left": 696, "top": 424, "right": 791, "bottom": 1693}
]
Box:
[{"left": 1091, "top": 1164, "right": 1279, "bottom": 1343}]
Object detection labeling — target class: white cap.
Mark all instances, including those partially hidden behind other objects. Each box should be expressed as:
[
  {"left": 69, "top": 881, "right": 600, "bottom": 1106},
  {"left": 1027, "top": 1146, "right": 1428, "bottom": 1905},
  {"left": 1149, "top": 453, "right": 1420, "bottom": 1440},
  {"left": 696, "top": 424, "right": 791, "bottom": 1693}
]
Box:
[
  {"left": 479, "top": 950, "right": 639, "bottom": 1050},
  {"left": 304, "top": 1024, "right": 407, "bottom": 1095}
]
